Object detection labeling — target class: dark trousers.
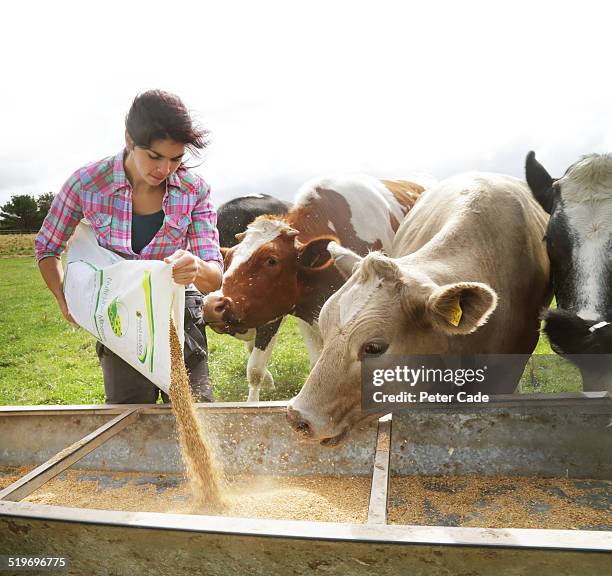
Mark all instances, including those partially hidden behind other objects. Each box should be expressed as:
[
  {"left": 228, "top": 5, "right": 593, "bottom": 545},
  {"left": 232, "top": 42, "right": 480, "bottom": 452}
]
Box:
[{"left": 96, "top": 291, "right": 214, "bottom": 404}]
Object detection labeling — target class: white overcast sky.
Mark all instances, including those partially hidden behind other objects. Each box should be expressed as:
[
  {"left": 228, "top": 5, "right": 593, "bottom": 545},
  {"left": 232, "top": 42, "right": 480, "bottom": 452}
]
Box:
[{"left": 1, "top": 0, "right": 612, "bottom": 207}]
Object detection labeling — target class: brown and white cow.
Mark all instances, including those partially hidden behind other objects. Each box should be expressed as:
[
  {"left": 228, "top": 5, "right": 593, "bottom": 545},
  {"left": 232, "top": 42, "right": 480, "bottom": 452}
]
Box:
[
  {"left": 214, "top": 193, "right": 291, "bottom": 403},
  {"left": 286, "top": 172, "right": 552, "bottom": 445},
  {"left": 204, "top": 174, "right": 427, "bottom": 400}
]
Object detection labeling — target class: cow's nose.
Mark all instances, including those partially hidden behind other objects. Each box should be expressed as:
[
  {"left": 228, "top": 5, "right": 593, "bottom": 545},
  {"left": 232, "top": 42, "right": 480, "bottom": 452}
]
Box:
[
  {"left": 286, "top": 405, "right": 313, "bottom": 439},
  {"left": 215, "top": 296, "right": 232, "bottom": 315},
  {"left": 202, "top": 293, "right": 232, "bottom": 323}
]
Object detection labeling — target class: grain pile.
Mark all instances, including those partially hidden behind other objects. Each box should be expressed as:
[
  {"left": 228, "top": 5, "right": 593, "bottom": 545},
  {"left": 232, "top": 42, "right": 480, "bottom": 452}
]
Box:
[
  {"left": 226, "top": 475, "right": 369, "bottom": 522},
  {"left": 168, "top": 319, "right": 226, "bottom": 513},
  {"left": 23, "top": 468, "right": 610, "bottom": 528},
  {"left": 388, "top": 475, "right": 611, "bottom": 530},
  {"left": 24, "top": 469, "right": 370, "bottom": 523},
  {"left": 0, "top": 466, "right": 33, "bottom": 490}
]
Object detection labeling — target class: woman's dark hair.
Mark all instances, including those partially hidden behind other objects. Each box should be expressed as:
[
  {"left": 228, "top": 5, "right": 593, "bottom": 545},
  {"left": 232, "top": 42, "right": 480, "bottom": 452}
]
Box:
[{"left": 125, "top": 90, "right": 208, "bottom": 156}]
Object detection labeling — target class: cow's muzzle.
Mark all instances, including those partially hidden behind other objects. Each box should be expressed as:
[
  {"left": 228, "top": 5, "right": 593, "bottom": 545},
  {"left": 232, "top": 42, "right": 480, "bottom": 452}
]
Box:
[
  {"left": 203, "top": 293, "right": 231, "bottom": 323},
  {"left": 202, "top": 293, "right": 248, "bottom": 335},
  {"left": 286, "top": 405, "right": 349, "bottom": 447},
  {"left": 286, "top": 405, "right": 314, "bottom": 439}
]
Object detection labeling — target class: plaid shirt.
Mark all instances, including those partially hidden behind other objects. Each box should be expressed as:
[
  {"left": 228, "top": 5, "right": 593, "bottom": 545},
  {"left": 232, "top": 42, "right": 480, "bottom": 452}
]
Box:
[{"left": 35, "top": 150, "right": 223, "bottom": 272}]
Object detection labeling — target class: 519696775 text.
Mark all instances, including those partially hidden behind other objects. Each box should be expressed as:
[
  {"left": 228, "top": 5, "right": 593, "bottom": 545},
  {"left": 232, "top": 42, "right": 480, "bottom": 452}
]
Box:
[{"left": 0, "top": 556, "right": 68, "bottom": 571}]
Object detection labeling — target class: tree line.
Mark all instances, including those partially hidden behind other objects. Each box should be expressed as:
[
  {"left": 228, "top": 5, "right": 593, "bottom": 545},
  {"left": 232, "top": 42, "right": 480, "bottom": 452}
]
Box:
[{"left": 0, "top": 193, "right": 55, "bottom": 231}]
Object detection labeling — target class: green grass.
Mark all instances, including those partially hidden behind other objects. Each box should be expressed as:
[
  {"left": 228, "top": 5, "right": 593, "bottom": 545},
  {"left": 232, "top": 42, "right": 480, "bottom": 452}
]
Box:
[
  {"left": 0, "top": 258, "right": 105, "bottom": 404},
  {"left": 0, "top": 251, "right": 577, "bottom": 405},
  {"left": 519, "top": 355, "right": 581, "bottom": 394},
  {"left": 207, "top": 319, "right": 309, "bottom": 402},
  {"left": 518, "top": 298, "right": 582, "bottom": 394}
]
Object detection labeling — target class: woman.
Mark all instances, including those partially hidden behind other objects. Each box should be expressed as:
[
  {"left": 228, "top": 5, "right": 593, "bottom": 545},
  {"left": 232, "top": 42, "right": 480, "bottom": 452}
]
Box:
[{"left": 35, "top": 90, "right": 223, "bottom": 404}]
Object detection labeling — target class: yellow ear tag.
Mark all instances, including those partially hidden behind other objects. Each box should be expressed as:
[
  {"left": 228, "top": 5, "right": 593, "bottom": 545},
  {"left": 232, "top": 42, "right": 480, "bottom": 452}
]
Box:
[{"left": 448, "top": 298, "right": 463, "bottom": 327}]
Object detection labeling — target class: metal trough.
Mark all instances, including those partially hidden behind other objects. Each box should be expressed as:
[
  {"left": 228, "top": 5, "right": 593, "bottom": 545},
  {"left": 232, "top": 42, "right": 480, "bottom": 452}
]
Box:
[{"left": 0, "top": 394, "right": 610, "bottom": 575}]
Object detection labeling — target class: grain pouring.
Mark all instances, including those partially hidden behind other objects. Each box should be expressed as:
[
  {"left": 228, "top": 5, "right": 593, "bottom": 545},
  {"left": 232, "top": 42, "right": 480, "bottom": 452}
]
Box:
[{"left": 168, "top": 318, "right": 227, "bottom": 512}]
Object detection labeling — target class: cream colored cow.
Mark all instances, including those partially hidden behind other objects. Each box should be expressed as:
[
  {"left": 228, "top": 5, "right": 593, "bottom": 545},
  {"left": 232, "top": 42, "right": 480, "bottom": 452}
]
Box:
[{"left": 287, "top": 172, "right": 552, "bottom": 445}]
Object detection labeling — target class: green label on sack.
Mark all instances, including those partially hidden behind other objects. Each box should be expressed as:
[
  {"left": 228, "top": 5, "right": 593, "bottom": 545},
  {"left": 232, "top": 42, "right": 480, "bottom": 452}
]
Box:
[
  {"left": 142, "top": 270, "right": 155, "bottom": 372},
  {"left": 108, "top": 298, "right": 123, "bottom": 337}
]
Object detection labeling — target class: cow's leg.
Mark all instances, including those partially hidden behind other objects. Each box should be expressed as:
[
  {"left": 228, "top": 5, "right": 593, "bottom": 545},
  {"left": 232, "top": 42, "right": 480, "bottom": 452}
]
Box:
[
  {"left": 296, "top": 318, "right": 323, "bottom": 368},
  {"left": 245, "top": 317, "right": 285, "bottom": 402}
]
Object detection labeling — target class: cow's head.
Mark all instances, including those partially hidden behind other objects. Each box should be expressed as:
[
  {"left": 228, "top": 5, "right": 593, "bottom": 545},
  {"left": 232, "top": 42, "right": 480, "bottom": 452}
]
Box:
[
  {"left": 525, "top": 151, "right": 612, "bottom": 322},
  {"left": 287, "top": 250, "right": 497, "bottom": 445},
  {"left": 526, "top": 151, "right": 612, "bottom": 388},
  {"left": 204, "top": 216, "right": 337, "bottom": 331}
]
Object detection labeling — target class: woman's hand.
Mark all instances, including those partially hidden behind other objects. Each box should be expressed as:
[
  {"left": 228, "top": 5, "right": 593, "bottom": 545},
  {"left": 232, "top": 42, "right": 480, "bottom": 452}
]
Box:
[
  {"left": 57, "top": 294, "right": 76, "bottom": 324},
  {"left": 38, "top": 257, "right": 77, "bottom": 324},
  {"left": 164, "top": 249, "right": 199, "bottom": 285},
  {"left": 164, "top": 249, "right": 223, "bottom": 292}
]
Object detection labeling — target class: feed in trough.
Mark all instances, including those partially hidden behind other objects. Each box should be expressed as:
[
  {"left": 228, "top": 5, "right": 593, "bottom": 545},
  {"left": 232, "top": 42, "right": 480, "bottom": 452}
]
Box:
[
  {"left": 23, "top": 468, "right": 370, "bottom": 523},
  {"left": 389, "top": 475, "right": 611, "bottom": 530}
]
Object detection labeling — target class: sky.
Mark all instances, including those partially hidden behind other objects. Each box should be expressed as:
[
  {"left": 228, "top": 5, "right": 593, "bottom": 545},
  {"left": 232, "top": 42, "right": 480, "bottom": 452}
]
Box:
[{"left": 2, "top": 0, "right": 612, "bottom": 208}]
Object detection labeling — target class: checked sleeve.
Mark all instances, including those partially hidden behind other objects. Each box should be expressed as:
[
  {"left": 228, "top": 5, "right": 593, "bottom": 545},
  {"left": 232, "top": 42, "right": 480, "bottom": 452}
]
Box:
[{"left": 34, "top": 170, "right": 84, "bottom": 262}]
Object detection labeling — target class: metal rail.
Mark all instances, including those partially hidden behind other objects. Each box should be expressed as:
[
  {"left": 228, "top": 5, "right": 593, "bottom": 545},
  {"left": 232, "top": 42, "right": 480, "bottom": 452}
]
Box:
[
  {"left": 0, "top": 400, "right": 289, "bottom": 417},
  {"left": 367, "top": 414, "right": 392, "bottom": 524}
]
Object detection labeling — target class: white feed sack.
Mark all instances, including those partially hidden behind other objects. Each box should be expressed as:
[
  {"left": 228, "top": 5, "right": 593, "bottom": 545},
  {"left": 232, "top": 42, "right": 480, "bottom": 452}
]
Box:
[{"left": 63, "top": 221, "right": 185, "bottom": 394}]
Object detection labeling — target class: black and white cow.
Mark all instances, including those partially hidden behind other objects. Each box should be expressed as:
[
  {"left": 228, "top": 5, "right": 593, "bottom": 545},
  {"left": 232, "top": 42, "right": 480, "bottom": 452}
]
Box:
[
  {"left": 526, "top": 151, "right": 612, "bottom": 393},
  {"left": 212, "top": 194, "right": 291, "bottom": 401}
]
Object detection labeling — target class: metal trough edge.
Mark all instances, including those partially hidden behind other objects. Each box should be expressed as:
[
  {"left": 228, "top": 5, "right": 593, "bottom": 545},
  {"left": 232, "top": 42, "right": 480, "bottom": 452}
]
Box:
[
  {"left": 0, "top": 400, "right": 290, "bottom": 416},
  {"left": 0, "top": 393, "right": 608, "bottom": 416},
  {"left": 392, "top": 391, "right": 612, "bottom": 413},
  {"left": 367, "top": 414, "right": 391, "bottom": 524},
  {"left": 0, "top": 500, "right": 610, "bottom": 553}
]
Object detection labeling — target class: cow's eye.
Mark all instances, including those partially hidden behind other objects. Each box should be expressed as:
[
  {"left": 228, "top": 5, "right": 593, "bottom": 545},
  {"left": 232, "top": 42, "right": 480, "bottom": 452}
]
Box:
[
  {"left": 265, "top": 256, "right": 278, "bottom": 266},
  {"left": 360, "top": 341, "right": 389, "bottom": 358}
]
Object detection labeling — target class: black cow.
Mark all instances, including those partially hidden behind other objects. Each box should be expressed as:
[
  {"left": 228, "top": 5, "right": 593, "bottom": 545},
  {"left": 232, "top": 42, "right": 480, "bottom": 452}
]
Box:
[
  {"left": 217, "top": 194, "right": 291, "bottom": 249},
  {"left": 526, "top": 151, "right": 612, "bottom": 393},
  {"left": 208, "top": 194, "right": 291, "bottom": 401}
]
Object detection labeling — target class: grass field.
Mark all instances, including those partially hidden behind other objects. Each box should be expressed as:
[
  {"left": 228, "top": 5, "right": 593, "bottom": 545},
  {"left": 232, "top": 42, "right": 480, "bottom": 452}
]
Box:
[{"left": 0, "top": 236, "right": 580, "bottom": 405}]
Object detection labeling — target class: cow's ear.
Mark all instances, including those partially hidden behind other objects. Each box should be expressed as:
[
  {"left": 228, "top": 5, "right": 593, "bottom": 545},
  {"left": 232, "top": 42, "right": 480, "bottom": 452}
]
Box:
[
  {"left": 235, "top": 232, "right": 246, "bottom": 242},
  {"left": 297, "top": 237, "right": 336, "bottom": 271},
  {"left": 525, "top": 151, "right": 556, "bottom": 214},
  {"left": 427, "top": 282, "right": 497, "bottom": 335},
  {"left": 327, "top": 241, "right": 363, "bottom": 279}
]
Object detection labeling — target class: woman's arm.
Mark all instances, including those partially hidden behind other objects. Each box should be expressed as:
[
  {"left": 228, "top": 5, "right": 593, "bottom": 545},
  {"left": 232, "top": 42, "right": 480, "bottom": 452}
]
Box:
[
  {"left": 195, "top": 259, "right": 223, "bottom": 293},
  {"left": 35, "top": 169, "right": 83, "bottom": 323},
  {"left": 38, "top": 256, "right": 75, "bottom": 323}
]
